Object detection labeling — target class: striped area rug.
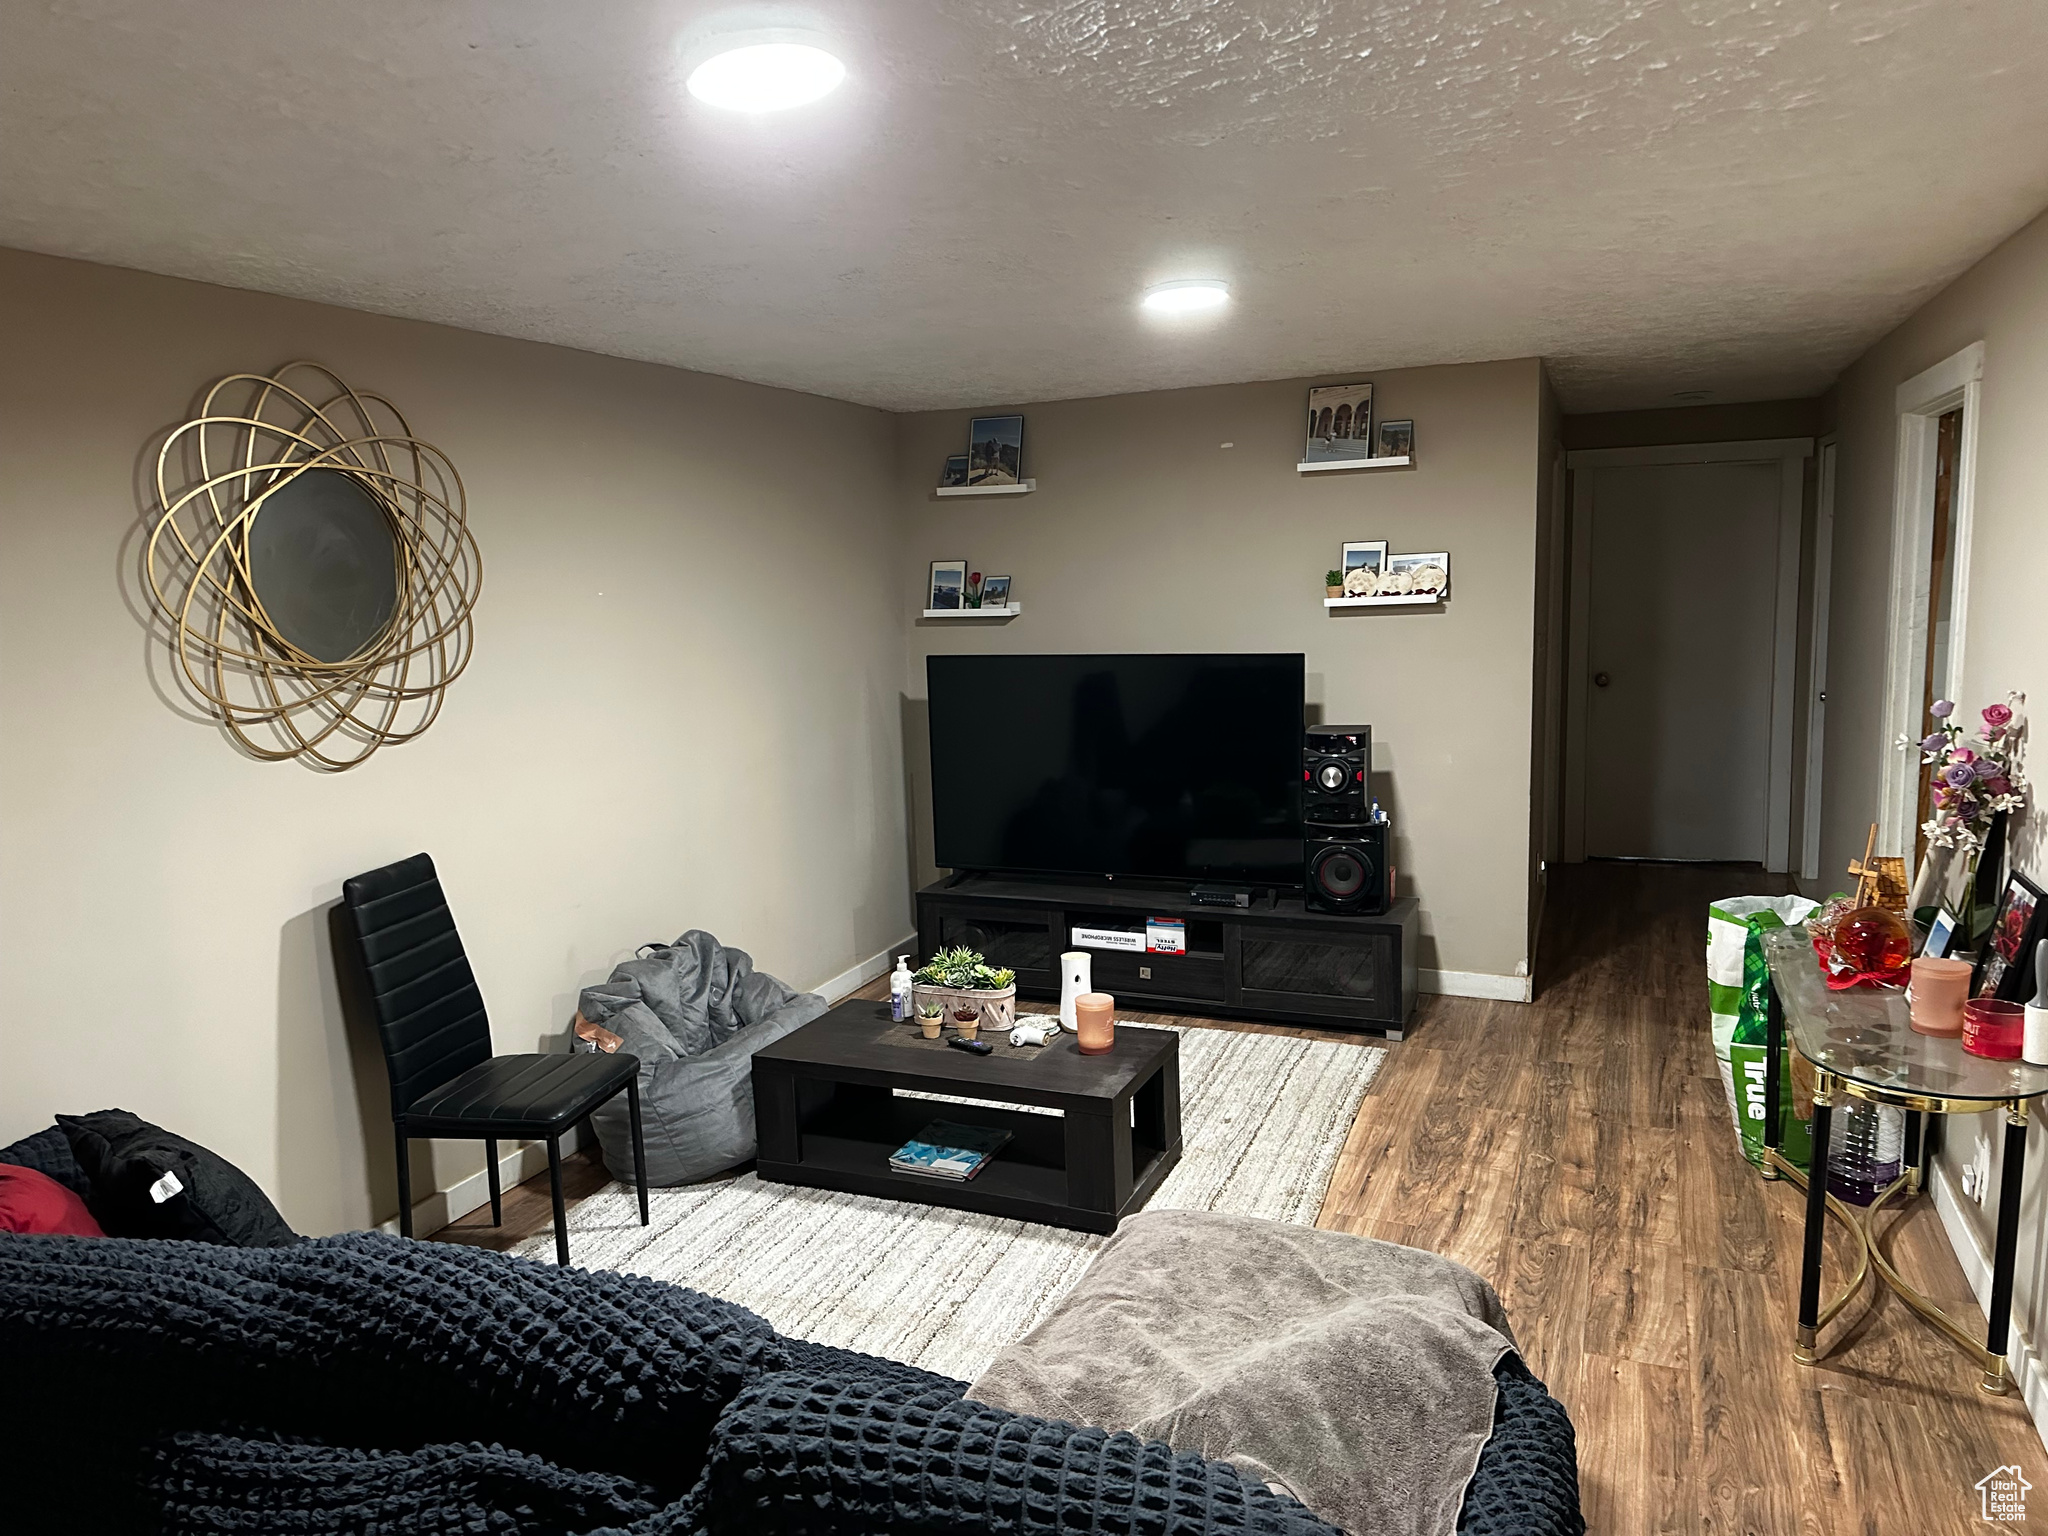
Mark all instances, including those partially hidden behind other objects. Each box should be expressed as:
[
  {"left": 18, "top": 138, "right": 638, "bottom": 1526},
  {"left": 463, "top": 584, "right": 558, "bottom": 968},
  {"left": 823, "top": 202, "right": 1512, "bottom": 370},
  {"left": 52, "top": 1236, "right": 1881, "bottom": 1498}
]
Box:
[{"left": 516, "top": 1023, "right": 1385, "bottom": 1382}]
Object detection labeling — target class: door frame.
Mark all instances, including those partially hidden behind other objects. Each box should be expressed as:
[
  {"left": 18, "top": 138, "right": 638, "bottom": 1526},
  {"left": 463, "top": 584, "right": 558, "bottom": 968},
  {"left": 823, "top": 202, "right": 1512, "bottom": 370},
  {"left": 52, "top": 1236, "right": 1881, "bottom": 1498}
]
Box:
[
  {"left": 1562, "top": 438, "right": 1813, "bottom": 870},
  {"left": 1802, "top": 438, "right": 1838, "bottom": 881},
  {"left": 1878, "top": 342, "right": 1983, "bottom": 858}
]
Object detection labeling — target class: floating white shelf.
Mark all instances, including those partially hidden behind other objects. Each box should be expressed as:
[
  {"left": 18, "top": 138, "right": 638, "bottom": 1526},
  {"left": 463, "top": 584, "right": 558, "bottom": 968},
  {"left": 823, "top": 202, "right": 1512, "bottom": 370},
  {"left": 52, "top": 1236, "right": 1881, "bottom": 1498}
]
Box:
[
  {"left": 922, "top": 603, "right": 1022, "bottom": 619},
  {"left": 1296, "top": 456, "right": 1412, "bottom": 473},
  {"left": 1324, "top": 593, "right": 1444, "bottom": 608},
  {"left": 935, "top": 479, "right": 1037, "bottom": 497}
]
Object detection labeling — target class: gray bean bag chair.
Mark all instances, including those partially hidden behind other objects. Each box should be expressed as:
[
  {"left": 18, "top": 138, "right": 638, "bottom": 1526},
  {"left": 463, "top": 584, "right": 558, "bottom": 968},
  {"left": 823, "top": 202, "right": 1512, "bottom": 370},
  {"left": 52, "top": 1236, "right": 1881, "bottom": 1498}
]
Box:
[{"left": 573, "top": 931, "right": 826, "bottom": 1186}]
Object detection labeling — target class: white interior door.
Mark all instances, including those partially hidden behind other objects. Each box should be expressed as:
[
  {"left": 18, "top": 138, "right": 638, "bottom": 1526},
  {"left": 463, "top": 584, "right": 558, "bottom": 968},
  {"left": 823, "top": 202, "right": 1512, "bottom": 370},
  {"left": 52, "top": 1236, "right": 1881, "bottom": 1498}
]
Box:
[{"left": 1581, "top": 461, "right": 1782, "bottom": 861}]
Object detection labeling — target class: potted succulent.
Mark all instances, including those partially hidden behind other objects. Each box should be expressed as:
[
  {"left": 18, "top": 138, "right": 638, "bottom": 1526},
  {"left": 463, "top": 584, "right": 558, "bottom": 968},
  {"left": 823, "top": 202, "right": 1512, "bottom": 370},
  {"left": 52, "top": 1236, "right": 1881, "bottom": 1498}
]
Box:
[
  {"left": 915, "top": 1000, "right": 946, "bottom": 1039},
  {"left": 1325, "top": 568, "right": 1344, "bottom": 599},
  {"left": 912, "top": 945, "right": 1017, "bottom": 1039}
]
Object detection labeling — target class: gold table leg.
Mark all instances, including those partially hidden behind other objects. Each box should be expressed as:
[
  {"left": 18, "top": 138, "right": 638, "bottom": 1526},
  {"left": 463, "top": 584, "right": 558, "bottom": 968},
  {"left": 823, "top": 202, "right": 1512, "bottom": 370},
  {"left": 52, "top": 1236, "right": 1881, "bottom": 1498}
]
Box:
[{"left": 1765, "top": 1145, "right": 2013, "bottom": 1388}]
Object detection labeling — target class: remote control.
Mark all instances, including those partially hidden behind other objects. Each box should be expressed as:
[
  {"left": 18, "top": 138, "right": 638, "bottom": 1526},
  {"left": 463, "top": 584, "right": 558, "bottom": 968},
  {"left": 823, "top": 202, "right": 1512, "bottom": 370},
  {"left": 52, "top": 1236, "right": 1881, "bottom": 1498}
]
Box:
[{"left": 946, "top": 1035, "right": 994, "bottom": 1055}]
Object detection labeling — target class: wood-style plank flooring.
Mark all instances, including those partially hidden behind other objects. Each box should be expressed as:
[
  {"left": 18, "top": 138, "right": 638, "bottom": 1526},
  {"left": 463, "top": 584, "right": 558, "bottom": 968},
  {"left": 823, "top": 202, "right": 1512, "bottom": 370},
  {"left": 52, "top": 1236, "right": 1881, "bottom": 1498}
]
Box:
[{"left": 437, "top": 861, "right": 2040, "bottom": 1532}]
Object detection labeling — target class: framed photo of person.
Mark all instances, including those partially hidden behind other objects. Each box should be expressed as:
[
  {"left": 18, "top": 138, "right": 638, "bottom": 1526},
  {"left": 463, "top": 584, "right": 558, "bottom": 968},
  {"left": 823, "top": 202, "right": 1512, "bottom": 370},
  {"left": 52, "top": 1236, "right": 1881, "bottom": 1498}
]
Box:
[
  {"left": 980, "top": 574, "right": 1012, "bottom": 608},
  {"left": 928, "top": 559, "right": 967, "bottom": 610},
  {"left": 966, "top": 416, "right": 1024, "bottom": 486},
  {"left": 1339, "top": 540, "right": 1387, "bottom": 597},
  {"left": 1305, "top": 382, "right": 1373, "bottom": 462},
  {"left": 1376, "top": 418, "right": 1414, "bottom": 458},
  {"left": 1975, "top": 869, "right": 2046, "bottom": 1001}
]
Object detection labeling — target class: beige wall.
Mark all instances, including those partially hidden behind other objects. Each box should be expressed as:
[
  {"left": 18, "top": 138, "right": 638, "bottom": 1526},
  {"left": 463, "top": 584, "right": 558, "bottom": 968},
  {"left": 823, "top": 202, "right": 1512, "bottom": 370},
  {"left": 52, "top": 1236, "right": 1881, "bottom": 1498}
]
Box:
[
  {"left": 1824, "top": 207, "right": 2048, "bottom": 1417},
  {"left": 895, "top": 359, "right": 1547, "bottom": 987},
  {"left": 0, "top": 248, "right": 912, "bottom": 1235}
]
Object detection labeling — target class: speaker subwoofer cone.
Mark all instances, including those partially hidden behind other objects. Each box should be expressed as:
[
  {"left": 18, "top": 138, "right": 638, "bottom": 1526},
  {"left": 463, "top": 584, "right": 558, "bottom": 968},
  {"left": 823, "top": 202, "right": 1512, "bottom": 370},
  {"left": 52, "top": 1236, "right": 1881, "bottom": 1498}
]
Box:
[{"left": 1312, "top": 847, "right": 1368, "bottom": 898}]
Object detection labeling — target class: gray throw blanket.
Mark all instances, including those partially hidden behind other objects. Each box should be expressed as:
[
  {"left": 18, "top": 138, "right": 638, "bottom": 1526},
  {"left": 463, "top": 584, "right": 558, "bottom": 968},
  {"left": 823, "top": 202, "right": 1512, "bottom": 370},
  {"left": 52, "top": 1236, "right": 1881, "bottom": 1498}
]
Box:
[
  {"left": 575, "top": 931, "right": 826, "bottom": 1186},
  {"left": 968, "top": 1211, "right": 1517, "bottom": 1536}
]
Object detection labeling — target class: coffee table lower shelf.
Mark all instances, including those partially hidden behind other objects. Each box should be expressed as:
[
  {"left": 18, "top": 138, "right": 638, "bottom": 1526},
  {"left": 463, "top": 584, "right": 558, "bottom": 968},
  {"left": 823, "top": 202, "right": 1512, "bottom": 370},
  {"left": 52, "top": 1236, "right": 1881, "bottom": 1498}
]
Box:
[{"left": 755, "top": 1078, "right": 1180, "bottom": 1234}]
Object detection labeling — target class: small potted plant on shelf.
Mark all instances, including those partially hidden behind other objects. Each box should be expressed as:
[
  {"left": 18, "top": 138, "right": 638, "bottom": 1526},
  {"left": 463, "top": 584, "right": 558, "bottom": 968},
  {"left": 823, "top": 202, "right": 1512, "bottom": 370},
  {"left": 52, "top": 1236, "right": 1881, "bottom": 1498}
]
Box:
[
  {"left": 916, "top": 1001, "right": 945, "bottom": 1039},
  {"left": 912, "top": 945, "right": 1018, "bottom": 1039},
  {"left": 1326, "top": 569, "right": 1344, "bottom": 599}
]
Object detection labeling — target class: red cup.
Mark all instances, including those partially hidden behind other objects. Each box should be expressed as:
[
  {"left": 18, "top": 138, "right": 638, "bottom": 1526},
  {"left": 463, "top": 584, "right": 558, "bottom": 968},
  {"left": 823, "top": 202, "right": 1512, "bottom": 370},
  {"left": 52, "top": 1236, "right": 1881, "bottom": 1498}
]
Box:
[{"left": 1963, "top": 998, "right": 2025, "bottom": 1060}]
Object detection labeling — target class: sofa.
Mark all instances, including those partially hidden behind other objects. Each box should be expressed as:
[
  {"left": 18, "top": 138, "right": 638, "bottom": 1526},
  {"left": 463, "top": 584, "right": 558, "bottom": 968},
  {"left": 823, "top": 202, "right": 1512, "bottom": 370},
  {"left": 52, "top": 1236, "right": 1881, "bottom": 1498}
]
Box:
[{"left": 0, "top": 1230, "right": 1579, "bottom": 1534}]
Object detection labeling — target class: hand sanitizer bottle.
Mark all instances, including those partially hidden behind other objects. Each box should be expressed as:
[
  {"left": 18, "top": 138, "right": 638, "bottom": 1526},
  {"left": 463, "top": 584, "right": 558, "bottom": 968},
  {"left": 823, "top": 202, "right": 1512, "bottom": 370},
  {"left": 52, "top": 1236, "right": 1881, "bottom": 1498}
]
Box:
[{"left": 890, "top": 955, "right": 914, "bottom": 1022}]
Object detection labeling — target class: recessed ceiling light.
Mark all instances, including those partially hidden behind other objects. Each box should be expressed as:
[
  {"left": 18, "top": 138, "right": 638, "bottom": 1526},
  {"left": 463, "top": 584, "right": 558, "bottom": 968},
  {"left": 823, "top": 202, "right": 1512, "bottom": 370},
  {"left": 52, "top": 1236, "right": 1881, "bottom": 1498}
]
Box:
[
  {"left": 687, "top": 40, "right": 845, "bottom": 112},
  {"left": 1142, "top": 279, "right": 1230, "bottom": 314}
]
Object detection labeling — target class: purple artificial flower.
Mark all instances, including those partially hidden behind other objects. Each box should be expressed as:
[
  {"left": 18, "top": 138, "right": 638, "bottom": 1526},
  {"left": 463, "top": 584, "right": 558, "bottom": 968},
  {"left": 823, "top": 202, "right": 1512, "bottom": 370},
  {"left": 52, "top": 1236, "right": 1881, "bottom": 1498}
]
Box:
[
  {"left": 1931, "top": 699, "right": 1956, "bottom": 719},
  {"left": 1920, "top": 732, "right": 1947, "bottom": 753},
  {"left": 1944, "top": 763, "right": 1976, "bottom": 788}
]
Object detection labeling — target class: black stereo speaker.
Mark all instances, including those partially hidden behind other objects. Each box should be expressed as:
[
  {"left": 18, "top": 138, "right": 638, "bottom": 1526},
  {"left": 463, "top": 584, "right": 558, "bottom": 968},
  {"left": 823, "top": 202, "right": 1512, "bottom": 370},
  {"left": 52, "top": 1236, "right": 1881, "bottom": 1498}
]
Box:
[
  {"left": 1304, "top": 821, "right": 1388, "bottom": 915},
  {"left": 1303, "top": 724, "right": 1371, "bottom": 822}
]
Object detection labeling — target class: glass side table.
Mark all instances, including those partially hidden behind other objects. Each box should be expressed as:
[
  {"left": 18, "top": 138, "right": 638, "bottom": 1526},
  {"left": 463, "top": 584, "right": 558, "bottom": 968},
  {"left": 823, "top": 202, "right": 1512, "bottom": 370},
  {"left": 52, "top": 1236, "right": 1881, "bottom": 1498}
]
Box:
[{"left": 1761, "top": 924, "right": 2048, "bottom": 1395}]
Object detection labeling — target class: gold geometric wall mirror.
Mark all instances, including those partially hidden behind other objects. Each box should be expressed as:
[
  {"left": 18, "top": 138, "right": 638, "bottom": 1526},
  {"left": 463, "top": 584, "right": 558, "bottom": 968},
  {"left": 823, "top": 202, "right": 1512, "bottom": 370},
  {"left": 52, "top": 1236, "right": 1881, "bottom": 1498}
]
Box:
[{"left": 146, "top": 363, "right": 482, "bottom": 770}]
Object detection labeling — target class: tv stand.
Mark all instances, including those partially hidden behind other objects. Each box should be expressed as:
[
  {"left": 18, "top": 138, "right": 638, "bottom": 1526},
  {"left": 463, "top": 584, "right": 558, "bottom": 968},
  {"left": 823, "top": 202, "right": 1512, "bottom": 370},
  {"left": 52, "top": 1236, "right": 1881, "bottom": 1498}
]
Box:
[{"left": 916, "top": 874, "right": 1418, "bottom": 1039}]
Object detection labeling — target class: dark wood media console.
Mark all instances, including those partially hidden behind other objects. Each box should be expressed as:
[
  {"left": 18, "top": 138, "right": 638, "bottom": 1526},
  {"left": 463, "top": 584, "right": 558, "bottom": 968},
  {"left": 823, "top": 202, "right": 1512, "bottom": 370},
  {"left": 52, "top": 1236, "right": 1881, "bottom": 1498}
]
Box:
[{"left": 916, "top": 875, "right": 1419, "bottom": 1038}]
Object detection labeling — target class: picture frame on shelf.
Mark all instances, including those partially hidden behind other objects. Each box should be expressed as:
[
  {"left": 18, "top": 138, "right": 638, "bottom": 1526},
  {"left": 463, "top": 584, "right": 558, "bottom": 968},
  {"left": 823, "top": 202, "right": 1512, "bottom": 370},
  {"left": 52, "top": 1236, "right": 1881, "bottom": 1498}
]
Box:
[
  {"left": 1381, "top": 551, "right": 1449, "bottom": 599},
  {"left": 1376, "top": 418, "right": 1414, "bottom": 458},
  {"left": 981, "top": 574, "right": 1012, "bottom": 608},
  {"left": 967, "top": 416, "right": 1024, "bottom": 486},
  {"left": 929, "top": 559, "right": 967, "bottom": 610},
  {"left": 1340, "top": 540, "right": 1388, "bottom": 597},
  {"left": 939, "top": 454, "right": 969, "bottom": 488},
  {"left": 1974, "top": 869, "right": 2045, "bottom": 1000},
  {"left": 1305, "top": 382, "right": 1373, "bottom": 463}
]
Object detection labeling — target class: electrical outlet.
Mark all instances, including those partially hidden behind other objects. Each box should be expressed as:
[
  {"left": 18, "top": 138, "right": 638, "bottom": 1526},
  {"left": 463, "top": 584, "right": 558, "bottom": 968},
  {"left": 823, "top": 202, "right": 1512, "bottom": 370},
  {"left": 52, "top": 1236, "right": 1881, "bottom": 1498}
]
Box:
[{"left": 1966, "top": 1133, "right": 1994, "bottom": 1206}]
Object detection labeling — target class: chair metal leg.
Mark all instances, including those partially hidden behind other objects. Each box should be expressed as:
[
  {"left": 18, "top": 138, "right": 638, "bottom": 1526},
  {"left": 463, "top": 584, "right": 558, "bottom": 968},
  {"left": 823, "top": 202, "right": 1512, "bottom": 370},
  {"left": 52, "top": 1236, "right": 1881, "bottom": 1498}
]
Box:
[
  {"left": 485, "top": 1138, "right": 502, "bottom": 1227},
  {"left": 627, "top": 1077, "right": 651, "bottom": 1226},
  {"left": 548, "top": 1135, "right": 569, "bottom": 1267},
  {"left": 394, "top": 1123, "right": 414, "bottom": 1239}
]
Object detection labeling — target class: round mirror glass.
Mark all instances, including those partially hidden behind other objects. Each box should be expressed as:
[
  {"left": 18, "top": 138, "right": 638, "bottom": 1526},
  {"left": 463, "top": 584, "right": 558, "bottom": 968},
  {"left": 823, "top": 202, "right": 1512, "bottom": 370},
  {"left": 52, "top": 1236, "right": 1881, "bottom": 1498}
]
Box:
[{"left": 247, "top": 468, "right": 400, "bottom": 663}]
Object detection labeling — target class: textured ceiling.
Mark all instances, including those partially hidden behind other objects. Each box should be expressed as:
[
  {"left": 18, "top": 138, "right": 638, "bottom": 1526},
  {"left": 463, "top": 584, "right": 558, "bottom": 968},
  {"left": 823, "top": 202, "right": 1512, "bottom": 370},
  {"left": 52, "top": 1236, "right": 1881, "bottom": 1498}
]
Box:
[{"left": 3, "top": 1, "right": 2046, "bottom": 412}]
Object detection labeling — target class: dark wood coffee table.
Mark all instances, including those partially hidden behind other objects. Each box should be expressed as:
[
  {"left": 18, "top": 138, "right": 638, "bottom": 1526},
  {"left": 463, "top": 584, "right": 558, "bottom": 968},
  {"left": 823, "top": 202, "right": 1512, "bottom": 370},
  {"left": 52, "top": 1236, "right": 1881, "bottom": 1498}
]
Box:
[{"left": 751, "top": 998, "right": 1181, "bottom": 1233}]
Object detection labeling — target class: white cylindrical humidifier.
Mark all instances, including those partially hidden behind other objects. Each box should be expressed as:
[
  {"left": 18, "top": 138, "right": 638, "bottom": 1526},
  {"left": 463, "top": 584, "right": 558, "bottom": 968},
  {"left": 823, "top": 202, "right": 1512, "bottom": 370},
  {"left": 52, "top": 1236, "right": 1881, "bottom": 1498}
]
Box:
[
  {"left": 2026, "top": 945, "right": 2048, "bottom": 1066},
  {"left": 1060, "top": 950, "right": 1092, "bottom": 1031}
]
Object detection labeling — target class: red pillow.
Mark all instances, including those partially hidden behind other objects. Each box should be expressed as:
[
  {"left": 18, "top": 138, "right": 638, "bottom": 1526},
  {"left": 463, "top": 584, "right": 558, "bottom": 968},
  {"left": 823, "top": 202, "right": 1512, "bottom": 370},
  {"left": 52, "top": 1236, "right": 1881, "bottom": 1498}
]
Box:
[{"left": 0, "top": 1162, "right": 105, "bottom": 1236}]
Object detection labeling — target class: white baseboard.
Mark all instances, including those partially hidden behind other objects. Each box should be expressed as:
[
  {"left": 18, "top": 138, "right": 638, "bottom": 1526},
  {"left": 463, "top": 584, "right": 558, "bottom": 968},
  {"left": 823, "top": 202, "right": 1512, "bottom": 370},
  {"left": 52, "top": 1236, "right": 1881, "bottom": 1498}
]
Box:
[
  {"left": 1419, "top": 968, "right": 1532, "bottom": 1003},
  {"left": 1929, "top": 1156, "right": 2048, "bottom": 1452},
  {"left": 814, "top": 931, "right": 919, "bottom": 1005},
  {"left": 379, "top": 1128, "right": 584, "bottom": 1238}
]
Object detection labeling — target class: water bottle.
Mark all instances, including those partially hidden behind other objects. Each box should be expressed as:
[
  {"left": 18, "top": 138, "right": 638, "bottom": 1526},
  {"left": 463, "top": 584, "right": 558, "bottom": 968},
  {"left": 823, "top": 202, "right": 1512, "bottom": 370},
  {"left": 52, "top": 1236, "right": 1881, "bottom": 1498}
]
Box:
[
  {"left": 1827, "top": 1101, "right": 1904, "bottom": 1205},
  {"left": 889, "top": 955, "right": 913, "bottom": 1022}
]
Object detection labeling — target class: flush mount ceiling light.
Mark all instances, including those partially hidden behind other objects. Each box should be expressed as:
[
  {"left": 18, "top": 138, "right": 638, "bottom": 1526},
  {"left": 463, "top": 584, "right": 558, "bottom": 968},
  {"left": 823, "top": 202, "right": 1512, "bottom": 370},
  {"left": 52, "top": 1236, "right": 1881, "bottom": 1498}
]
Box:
[
  {"left": 686, "top": 38, "right": 845, "bottom": 112},
  {"left": 1141, "top": 279, "right": 1231, "bottom": 315}
]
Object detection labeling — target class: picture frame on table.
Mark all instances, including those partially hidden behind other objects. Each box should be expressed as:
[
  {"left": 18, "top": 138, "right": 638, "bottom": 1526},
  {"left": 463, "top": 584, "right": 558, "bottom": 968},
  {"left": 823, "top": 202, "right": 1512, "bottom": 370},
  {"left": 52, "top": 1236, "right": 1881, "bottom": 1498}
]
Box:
[
  {"left": 1305, "top": 382, "right": 1374, "bottom": 462},
  {"left": 967, "top": 416, "right": 1024, "bottom": 486},
  {"left": 928, "top": 559, "right": 967, "bottom": 610},
  {"left": 1339, "top": 540, "right": 1387, "bottom": 597},
  {"left": 1975, "top": 869, "right": 2046, "bottom": 1001}
]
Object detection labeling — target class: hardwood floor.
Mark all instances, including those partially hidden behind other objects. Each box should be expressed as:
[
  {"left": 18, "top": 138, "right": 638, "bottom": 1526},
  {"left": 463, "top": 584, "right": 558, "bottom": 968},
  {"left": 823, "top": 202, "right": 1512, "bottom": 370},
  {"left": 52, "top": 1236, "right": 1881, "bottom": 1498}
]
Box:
[{"left": 436, "top": 861, "right": 2040, "bottom": 1532}]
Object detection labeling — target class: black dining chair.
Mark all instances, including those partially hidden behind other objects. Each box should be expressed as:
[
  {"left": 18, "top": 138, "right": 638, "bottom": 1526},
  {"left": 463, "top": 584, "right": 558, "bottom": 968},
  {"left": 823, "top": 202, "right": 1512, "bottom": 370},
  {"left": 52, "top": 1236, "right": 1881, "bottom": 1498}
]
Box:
[{"left": 337, "top": 852, "right": 649, "bottom": 1265}]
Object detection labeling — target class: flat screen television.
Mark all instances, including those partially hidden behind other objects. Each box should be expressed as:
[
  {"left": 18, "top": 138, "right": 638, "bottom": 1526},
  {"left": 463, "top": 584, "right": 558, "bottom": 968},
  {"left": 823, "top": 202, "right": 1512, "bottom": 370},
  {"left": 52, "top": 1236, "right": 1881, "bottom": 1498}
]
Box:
[{"left": 926, "top": 652, "right": 1305, "bottom": 884}]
